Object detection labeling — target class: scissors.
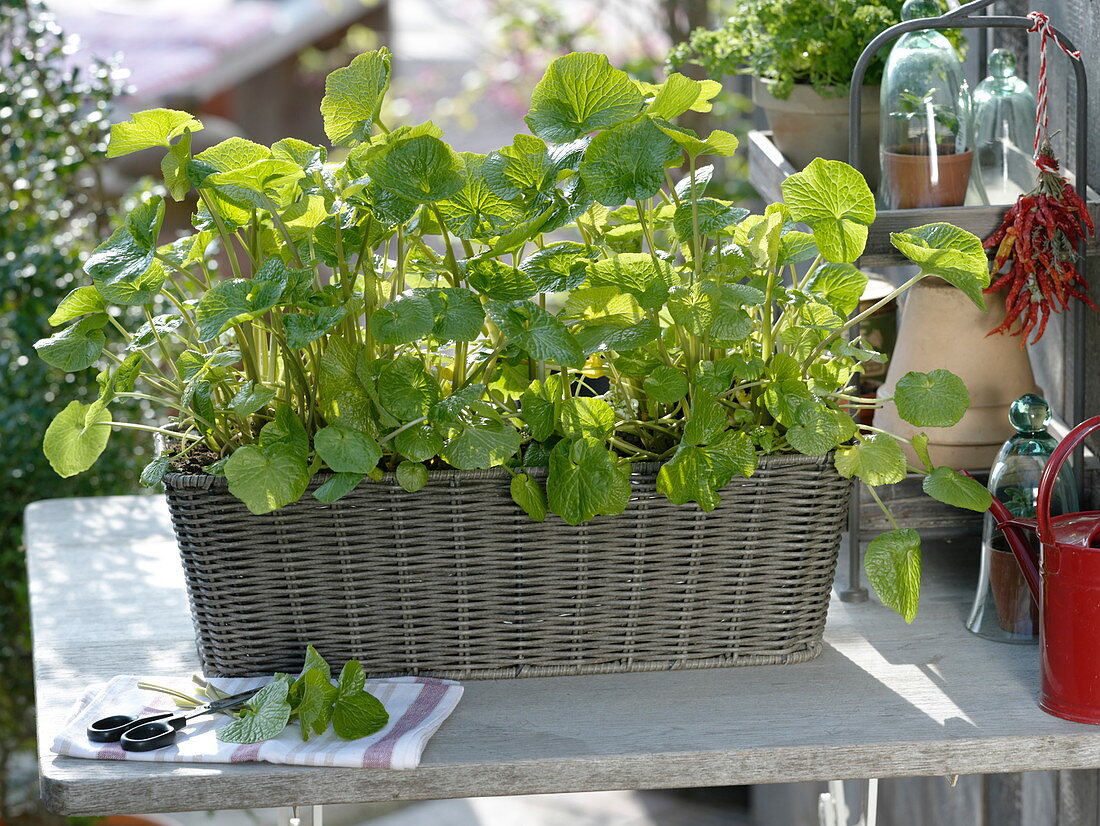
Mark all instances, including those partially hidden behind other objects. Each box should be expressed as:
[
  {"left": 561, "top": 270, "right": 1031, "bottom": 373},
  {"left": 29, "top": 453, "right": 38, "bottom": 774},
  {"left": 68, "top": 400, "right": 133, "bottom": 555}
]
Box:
[{"left": 87, "top": 689, "right": 256, "bottom": 752}]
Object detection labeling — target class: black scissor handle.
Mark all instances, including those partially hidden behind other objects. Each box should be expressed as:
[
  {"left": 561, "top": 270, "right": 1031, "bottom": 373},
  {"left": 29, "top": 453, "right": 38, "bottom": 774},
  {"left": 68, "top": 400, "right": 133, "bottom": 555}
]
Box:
[
  {"left": 87, "top": 712, "right": 174, "bottom": 743},
  {"left": 120, "top": 717, "right": 185, "bottom": 752}
]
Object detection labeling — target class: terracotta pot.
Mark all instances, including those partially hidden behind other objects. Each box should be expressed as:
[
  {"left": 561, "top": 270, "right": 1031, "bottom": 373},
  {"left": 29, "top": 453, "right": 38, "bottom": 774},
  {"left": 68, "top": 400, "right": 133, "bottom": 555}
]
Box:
[
  {"left": 752, "top": 78, "right": 881, "bottom": 186},
  {"left": 988, "top": 538, "right": 1039, "bottom": 635},
  {"left": 881, "top": 145, "right": 973, "bottom": 209},
  {"left": 872, "top": 278, "right": 1040, "bottom": 469},
  {"left": 99, "top": 816, "right": 186, "bottom": 826}
]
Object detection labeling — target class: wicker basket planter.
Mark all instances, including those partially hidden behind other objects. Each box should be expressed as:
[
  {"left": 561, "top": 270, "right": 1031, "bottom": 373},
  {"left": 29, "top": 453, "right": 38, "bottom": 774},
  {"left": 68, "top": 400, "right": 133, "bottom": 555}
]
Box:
[{"left": 163, "top": 453, "right": 851, "bottom": 679}]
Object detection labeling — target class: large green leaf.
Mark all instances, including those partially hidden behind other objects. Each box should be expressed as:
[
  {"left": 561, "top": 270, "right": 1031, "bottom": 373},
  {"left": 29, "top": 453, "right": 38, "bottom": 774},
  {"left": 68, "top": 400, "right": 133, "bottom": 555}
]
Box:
[
  {"left": 525, "top": 53, "right": 644, "bottom": 143},
  {"left": 559, "top": 397, "right": 616, "bottom": 440},
  {"left": 216, "top": 680, "right": 292, "bottom": 743},
  {"left": 284, "top": 306, "right": 347, "bottom": 349},
  {"left": 43, "top": 401, "right": 111, "bottom": 478},
  {"left": 893, "top": 369, "right": 969, "bottom": 427},
  {"left": 763, "top": 378, "right": 814, "bottom": 428},
  {"left": 321, "top": 49, "right": 392, "bottom": 146},
  {"left": 313, "top": 472, "right": 364, "bottom": 504},
  {"left": 225, "top": 443, "right": 311, "bottom": 515},
  {"left": 466, "top": 259, "right": 537, "bottom": 301},
  {"left": 657, "top": 445, "right": 719, "bottom": 510},
  {"left": 377, "top": 355, "right": 440, "bottom": 421},
  {"left": 34, "top": 315, "right": 108, "bottom": 371},
  {"left": 646, "top": 73, "right": 721, "bottom": 119},
  {"left": 331, "top": 687, "right": 389, "bottom": 740},
  {"left": 369, "top": 293, "right": 435, "bottom": 345},
  {"left": 483, "top": 134, "right": 554, "bottom": 200},
  {"left": 393, "top": 422, "right": 444, "bottom": 461},
  {"left": 805, "top": 263, "right": 869, "bottom": 316},
  {"left": 486, "top": 300, "right": 585, "bottom": 367},
  {"left": 890, "top": 223, "right": 990, "bottom": 308},
  {"left": 787, "top": 403, "right": 846, "bottom": 456},
  {"left": 653, "top": 121, "right": 740, "bottom": 158},
  {"left": 315, "top": 426, "right": 382, "bottom": 474},
  {"left": 586, "top": 252, "right": 675, "bottom": 310},
  {"left": 673, "top": 199, "right": 748, "bottom": 240},
  {"left": 364, "top": 134, "right": 463, "bottom": 204},
  {"left": 834, "top": 434, "right": 907, "bottom": 486},
  {"left": 319, "top": 339, "right": 375, "bottom": 431},
  {"left": 107, "top": 108, "right": 203, "bottom": 157},
  {"left": 519, "top": 242, "right": 593, "bottom": 293},
  {"left": 656, "top": 430, "right": 755, "bottom": 511},
  {"left": 414, "top": 287, "right": 485, "bottom": 342},
  {"left": 781, "top": 158, "right": 875, "bottom": 263},
  {"left": 85, "top": 197, "right": 166, "bottom": 305},
  {"left": 206, "top": 158, "right": 305, "bottom": 211},
  {"left": 440, "top": 418, "right": 522, "bottom": 469},
  {"left": 579, "top": 118, "right": 680, "bottom": 207},
  {"left": 435, "top": 152, "right": 525, "bottom": 240},
  {"left": 48, "top": 286, "right": 107, "bottom": 326},
  {"left": 865, "top": 529, "right": 922, "bottom": 623},
  {"left": 510, "top": 473, "right": 547, "bottom": 521},
  {"left": 195, "top": 259, "right": 289, "bottom": 341},
  {"left": 546, "top": 437, "right": 629, "bottom": 524},
  {"left": 643, "top": 366, "right": 689, "bottom": 404},
  {"left": 922, "top": 467, "right": 993, "bottom": 512},
  {"left": 295, "top": 669, "right": 339, "bottom": 740}
]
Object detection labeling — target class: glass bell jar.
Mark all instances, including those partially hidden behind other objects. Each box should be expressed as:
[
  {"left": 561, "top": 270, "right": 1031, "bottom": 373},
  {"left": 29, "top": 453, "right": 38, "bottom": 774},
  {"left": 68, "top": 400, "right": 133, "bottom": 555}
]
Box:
[
  {"left": 966, "top": 394, "right": 1078, "bottom": 642},
  {"left": 880, "top": 0, "right": 974, "bottom": 209},
  {"left": 972, "top": 49, "right": 1037, "bottom": 205}
]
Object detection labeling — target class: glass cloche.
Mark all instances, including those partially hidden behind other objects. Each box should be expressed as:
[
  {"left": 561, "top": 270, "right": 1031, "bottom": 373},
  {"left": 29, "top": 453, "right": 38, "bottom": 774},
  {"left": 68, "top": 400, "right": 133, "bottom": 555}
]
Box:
[
  {"left": 972, "top": 49, "right": 1038, "bottom": 204},
  {"left": 880, "top": 0, "right": 974, "bottom": 209},
  {"left": 966, "top": 394, "right": 1078, "bottom": 642}
]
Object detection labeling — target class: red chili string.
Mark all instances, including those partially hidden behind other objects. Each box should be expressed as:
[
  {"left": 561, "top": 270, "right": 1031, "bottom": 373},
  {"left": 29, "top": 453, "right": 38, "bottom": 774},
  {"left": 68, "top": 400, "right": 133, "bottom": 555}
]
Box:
[{"left": 1027, "top": 11, "right": 1082, "bottom": 163}]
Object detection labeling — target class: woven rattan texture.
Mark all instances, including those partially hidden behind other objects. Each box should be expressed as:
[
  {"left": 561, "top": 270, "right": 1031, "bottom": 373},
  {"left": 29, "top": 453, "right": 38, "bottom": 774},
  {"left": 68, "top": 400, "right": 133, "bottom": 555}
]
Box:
[{"left": 163, "top": 454, "right": 851, "bottom": 679}]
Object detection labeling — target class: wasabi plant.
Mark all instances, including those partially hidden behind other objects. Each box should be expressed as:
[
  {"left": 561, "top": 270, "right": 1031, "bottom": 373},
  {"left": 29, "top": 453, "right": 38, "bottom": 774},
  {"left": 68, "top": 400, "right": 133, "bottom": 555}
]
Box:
[{"left": 38, "top": 49, "right": 992, "bottom": 622}]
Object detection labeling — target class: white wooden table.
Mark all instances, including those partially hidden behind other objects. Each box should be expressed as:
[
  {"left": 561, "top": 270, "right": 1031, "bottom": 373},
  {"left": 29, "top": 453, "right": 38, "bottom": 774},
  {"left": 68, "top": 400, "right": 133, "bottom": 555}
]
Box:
[{"left": 25, "top": 495, "right": 1100, "bottom": 817}]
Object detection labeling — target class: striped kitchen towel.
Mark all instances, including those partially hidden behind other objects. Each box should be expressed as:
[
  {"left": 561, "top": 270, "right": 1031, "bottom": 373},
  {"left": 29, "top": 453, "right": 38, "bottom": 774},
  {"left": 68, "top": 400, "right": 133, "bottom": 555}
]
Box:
[{"left": 51, "top": 674, "right": 463, "bottom": 769}]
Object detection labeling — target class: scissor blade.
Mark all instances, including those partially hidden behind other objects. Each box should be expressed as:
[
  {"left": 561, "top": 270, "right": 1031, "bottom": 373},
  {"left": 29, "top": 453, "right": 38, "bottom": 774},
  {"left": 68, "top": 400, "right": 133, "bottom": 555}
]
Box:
[{"left": 203, "top": 689, "right": 257, "bottom": 712}]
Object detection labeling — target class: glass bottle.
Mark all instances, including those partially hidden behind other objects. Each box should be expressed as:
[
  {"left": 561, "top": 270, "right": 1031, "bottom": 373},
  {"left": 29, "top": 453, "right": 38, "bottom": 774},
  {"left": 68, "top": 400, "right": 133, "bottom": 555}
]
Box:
[
  {"left": 966, "top": 394, "right": 1078, "bottom": 642},
  {"left": 879, "top": 0, "right": 973, "bottom": 209},
  {"left": 972, "top": 49, "right": 1037, "bottom": 205}
]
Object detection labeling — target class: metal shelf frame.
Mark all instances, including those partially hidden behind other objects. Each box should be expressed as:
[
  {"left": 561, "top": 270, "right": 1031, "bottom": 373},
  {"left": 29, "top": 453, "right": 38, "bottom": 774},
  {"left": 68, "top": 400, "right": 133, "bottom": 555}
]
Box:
[{"left": 841, "top": 0, "right": 1091, "bottom": 600}]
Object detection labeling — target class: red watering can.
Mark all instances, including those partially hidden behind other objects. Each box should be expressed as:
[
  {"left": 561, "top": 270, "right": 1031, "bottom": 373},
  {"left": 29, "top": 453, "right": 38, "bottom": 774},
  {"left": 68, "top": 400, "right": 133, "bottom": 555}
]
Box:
[{"left": 988, "top": 415, "right": 1100, "bottom": 724}]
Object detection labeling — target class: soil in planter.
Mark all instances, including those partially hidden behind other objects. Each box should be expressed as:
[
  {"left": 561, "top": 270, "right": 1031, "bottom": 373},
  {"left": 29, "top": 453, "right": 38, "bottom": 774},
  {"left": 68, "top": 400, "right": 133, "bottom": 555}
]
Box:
[
  {"left": 882, "top": 145, "right": 973, "bottom": 209},
  {"left": 168, "top": 441, "right": 221, "bottom": 474}
]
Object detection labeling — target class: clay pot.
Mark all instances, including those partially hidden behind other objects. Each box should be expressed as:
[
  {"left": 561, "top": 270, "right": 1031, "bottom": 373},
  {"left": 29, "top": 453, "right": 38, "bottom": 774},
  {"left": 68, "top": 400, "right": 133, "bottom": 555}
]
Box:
[
  {"left": 872, "top": 278, "right": 1040, "bottom": 469},
  {"left": 881, "top": 145, "right": 973, "bottom": 209},
  {"left": 752, "top": 78, "right": 881, "bottom": 186},
  {"left": 989, "top": 537, "right": 1039, "bottom": 635},
  {"left": 99, "top": 816, "right": 186, "bottom": 826}
]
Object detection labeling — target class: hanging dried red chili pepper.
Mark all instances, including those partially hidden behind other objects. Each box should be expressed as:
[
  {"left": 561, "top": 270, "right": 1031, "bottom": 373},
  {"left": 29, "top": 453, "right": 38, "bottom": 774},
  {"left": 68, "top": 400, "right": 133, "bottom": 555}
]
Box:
[
  {"left": 985, "top": 141, "right": 1095, "bottom": 344},
  {"left": 984, "top": 12, "right": 1095, "bottom": 345}
]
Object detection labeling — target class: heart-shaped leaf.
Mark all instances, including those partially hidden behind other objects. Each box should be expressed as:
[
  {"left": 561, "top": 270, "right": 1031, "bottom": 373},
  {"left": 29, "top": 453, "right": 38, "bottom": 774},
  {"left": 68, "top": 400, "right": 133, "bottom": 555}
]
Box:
[
  {"left": 108, "top": 108, "right": 203, "bottom": 157},
  {"left": 781, "top": 158, "right": 875, "bottom": 263},
  {"left": 834, "top": 434, "right": 907, "bottom": 486},
  {"left": 890, "top": 223, "right": 990, "bottom": 308},
  {"left": 315, "top": 426, "right": 382, "bottom": 474},
  {"left": 225, "top": 442, "right": 310, "bottom": 515},
  {"left": 865, "top": 528, "right": 922, "bottom": 623},
  {"left": 579, "top": 118, "right": 680, "bottom": 207},
  {"left": 43, "top": 401, "right": 112, "bottom": 478},
  {"left": 922, "top": 467, "right": 992, "bottom": 512},
  {"left": 216, "top": 680, "right": 292, "bottom": 743},
  {"left": 321, "top": 49, "right": 392, "bottom": 147},
  {"left": 525, "top": 53, "right": 643, "bottom": 143},
  {"left": 395, "top": 460, "right": 429, "bottom": 493},
  {"left": 893, "top": 369, "right": 969, "bottom": 427}
]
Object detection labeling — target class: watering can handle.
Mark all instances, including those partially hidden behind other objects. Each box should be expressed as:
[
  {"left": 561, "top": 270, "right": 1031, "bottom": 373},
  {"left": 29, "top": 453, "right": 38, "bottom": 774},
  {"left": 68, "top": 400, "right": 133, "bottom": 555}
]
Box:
[{"left": 1036, "top": 415, "right": 1100, "bottom": 543}]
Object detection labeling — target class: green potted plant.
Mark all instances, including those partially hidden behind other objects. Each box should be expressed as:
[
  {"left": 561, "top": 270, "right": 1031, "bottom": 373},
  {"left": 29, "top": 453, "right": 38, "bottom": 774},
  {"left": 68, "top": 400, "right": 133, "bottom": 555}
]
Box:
[
  {"left": 878, "top": 0, "right": 974, "bottom": 209},
  {"left": 37, "top": 49, "right": 991, "bottom": 680},
  {"left": 671, "top": 0, "right": 965, "bottom": 182}
]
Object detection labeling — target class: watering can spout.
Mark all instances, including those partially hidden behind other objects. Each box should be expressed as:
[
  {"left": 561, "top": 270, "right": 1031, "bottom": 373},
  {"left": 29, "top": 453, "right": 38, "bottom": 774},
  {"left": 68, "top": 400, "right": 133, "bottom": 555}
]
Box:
[{"left": 987, "top": 494, "right": 1042, "bottom": 602}]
